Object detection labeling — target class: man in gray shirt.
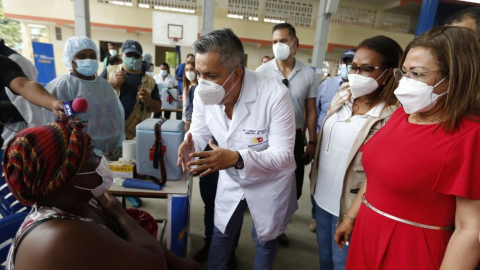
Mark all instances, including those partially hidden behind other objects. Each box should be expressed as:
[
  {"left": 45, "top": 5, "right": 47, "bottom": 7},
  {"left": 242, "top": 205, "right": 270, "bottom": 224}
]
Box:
[{"left": 256, "top": 23, "right": 317, "bottom": 246}]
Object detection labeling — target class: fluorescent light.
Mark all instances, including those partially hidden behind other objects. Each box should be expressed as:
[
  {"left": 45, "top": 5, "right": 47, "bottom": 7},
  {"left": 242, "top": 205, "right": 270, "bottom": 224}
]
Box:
[
  {"left": 457, "top": 0, "right": 480, "bottom": 3},
  {"left": 154, "top": 5, "right": 196, "bottom": 13},
  {"left": 139, "top": 3, "right": 150, "bottom": 8},
  {"left": 227, "top": 14, "right": 244, "bottom": 19},
  {"left": 264, "top": 18, "right": 285, "bottom": 24}
]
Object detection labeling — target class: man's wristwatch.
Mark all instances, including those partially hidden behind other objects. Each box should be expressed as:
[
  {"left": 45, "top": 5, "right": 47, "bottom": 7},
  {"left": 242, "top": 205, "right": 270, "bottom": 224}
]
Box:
[{"left": 233, "top": 151, "right": 244, "bottom": 170}]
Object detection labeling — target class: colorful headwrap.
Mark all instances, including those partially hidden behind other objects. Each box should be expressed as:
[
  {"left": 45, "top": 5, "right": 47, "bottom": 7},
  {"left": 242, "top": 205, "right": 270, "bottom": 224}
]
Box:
[{"left": 3, "top": 120, "right": 91, "bottom": 205}]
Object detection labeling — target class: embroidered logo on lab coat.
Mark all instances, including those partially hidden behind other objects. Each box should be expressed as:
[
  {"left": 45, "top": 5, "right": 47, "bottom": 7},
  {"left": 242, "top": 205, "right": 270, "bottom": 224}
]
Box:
[{"left": 253, "top": 137, "right": 264, "bottom": 144}]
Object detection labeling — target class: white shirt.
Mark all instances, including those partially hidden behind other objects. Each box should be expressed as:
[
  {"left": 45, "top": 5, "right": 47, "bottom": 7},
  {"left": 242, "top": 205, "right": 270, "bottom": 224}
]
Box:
[
  {"left": 314, "top": 96, "right": 385, "bottom": 216},
  {"left": 256, "top": 59, "right": 316, "bottom": 129},
  {"left": 189, "top": 69, "right": 298, "bottom": 242},
  {"left": 154, "top": 73, "right": 177, "bottom": 89}
]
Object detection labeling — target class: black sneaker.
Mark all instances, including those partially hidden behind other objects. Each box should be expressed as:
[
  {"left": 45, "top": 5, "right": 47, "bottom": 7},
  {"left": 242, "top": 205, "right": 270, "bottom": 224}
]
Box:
[
  {"left": 193, "top": 243, "right": 210, "bottom": 264},
  {"left": 277, "top": 233, "right": 290, "bottom": 247},
  {"left": 227, "top": 251, "right": 238, "bottom": 270}
]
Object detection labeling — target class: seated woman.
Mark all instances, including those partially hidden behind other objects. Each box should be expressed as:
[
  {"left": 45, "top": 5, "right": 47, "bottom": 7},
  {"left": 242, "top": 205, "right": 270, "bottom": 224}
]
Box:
[
  {"left": 3, "top": 120, "right": 199, "bottom": 270},
  {"left": 43, "top": 36, "right": 125, "bottom": 159}
]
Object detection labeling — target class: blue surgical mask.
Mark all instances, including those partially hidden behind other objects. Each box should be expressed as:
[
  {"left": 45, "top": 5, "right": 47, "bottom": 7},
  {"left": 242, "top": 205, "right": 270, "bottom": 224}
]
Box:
[
  {"left": 161, "top": 70, "right": 168, "bottom": 77},
  {"left": 122, "top": 56, "right": 134, "bottom": 70},
  {"left": 340, "top": 64, "right": 349, "bottom": 80},
  {"left": 73, "top": 59, "right": 98, "bottom": 77}
]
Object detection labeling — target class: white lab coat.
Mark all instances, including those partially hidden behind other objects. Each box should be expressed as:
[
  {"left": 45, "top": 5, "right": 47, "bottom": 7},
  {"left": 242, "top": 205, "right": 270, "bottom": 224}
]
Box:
[{"left": 189, "top": 69, "right": 298, "bottom": 243}]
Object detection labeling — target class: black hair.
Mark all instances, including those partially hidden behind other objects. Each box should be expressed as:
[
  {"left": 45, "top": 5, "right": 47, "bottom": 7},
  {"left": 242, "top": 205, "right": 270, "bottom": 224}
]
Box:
[
  {"left": 109, "top": 55, "right": 121, "bottom": 65},
  {"left": 186, "top": 53, "right": 194, "bottom": 58},
  {"left": 445, "top": 7, "right": 480, "bottom": 37},
  {"left": 272, "top": 23, "right": 296, "bottom": 40},
  {"left": 357, "top": 35, "right": 403, "bottom": 69},
  {"left": 192, "top": 28, "right": 245, "bottom": 72},
  {"left": 160, "top": 62, "right": 170, "bottom": 70}
]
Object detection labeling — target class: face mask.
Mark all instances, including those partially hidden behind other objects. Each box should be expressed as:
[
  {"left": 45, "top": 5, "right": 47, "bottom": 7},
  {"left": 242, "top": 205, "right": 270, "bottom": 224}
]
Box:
[
  {"left": 196, "top": 71, "right": 236, "bottom": 105},
  {"left": 161, "top": 70, "right": 168, "bottom": 77},
  {"left": 272, "top": 39, "right": 294, "bottom": 61},
  {"left": 348, "top": 69, "right": 387, "bottom": 99},
  {"left": 186, "top": 71, "right": 196, "bottom": 82},
  {"left": 109, "top": 49, "right": 117, "bottom": 56},
  {"left": 122, "top": 57, "right": 134, "bottom": 70},
  {"left": 75, "top": 156, "right": 113, "bottom": 198},
  {"left": 394, "top": 77, "right": 447, "bottom": 114},
  {"left": 340, "top": 64, "right": 349, "bottom": 80},
  {"left": 73, "top": 59, "right": 98, "bottom": 77}
]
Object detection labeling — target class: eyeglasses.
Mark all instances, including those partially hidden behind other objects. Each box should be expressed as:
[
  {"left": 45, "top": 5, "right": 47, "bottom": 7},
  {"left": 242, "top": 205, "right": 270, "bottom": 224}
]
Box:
[
  {"left": 282, "top": 79, "right": 289, "bottom": 87},
  {"left": 347, "top": 64, "right": 384, "bottom": 77},
  {"left": 393, "top": 68, "right": 443, "bottom": 86}
]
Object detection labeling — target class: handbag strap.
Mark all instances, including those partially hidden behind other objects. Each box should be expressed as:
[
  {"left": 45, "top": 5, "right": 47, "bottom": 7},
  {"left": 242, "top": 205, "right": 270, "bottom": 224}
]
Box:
[{"left": 150, "top": 118, "right": 168, "bottom": 185}]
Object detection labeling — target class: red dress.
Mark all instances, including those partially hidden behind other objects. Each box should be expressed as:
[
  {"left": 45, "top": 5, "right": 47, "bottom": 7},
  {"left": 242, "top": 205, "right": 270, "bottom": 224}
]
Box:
[{"left": 346, "top": 108, "right": 480, "bottom": 270}]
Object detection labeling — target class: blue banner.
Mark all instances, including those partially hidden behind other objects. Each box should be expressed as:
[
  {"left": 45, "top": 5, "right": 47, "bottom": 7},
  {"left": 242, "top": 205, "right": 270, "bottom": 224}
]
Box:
[
  {"left": 167, "top": 194, "right": 189, "bottom": 257},
  {"left": 32, "top": 42, "right": 56, "bottom": 86}
]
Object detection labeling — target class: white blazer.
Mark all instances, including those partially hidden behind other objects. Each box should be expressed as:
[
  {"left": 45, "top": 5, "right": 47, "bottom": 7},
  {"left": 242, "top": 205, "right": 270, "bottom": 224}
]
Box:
[{"left": 189, "top": 69, "right": 298, "bottom": 243}]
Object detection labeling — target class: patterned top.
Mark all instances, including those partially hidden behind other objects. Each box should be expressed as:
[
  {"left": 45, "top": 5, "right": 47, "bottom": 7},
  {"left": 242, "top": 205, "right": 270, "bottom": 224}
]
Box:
[{"left": 6, "top": 199, "right": 119, "bottom": 270}]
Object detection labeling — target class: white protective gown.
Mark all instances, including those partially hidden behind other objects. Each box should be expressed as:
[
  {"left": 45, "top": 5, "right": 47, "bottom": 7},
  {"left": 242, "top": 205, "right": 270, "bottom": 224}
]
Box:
[{"left": 43, "top": 74, "right": 125, "bottom": 153}]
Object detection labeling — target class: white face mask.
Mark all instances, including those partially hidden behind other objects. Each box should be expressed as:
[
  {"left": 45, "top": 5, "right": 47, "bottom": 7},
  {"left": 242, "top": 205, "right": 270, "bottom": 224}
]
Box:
[
  {"left": 160, "top": 70, "right": 168, "bottom": 77},
  {"left": 394, "top": 77, "right": 447, "bottom": 114},
  {"left": 109, "top": 49, "right": 117, "bottom": 56},
  {"left": 186, "top": 71, "right": 196, "bottom": 82},
  {"left": 196, "top": 71, "right": 236, "bottom": 105},
  {"left": 272, "top": 39, "right": 295, "bottom": 61},
  {"left": 348, "top": 69, "right": 387, "bottom": 99},
  {"left": 75, "top": 156, "right": 113, "bottom": 198},
  {"left": 340, "top": 64, "right": 349, "bottom": 80}
]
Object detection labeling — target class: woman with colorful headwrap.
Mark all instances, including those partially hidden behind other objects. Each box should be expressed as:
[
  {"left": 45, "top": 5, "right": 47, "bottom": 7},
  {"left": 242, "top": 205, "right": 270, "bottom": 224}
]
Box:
[
  {"left": 3, "top": 121, "right": 200, "bottom": 270},
  {"left": 43, "top": 36, "right": 125, "bottom": 159}
]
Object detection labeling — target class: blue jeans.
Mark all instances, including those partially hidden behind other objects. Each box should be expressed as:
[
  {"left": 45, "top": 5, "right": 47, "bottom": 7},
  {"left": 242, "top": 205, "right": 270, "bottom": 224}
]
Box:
[
  {"left": 315, "top": 203, "right": 350, "bottom": 270},
  {"left": 208, "top": 199, "right": 278, "bottom": 270}
]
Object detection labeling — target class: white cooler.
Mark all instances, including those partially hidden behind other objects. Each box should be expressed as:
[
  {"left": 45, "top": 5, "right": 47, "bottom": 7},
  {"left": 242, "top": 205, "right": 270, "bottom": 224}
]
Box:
[
  {"left": 161, "top": 88, "right": 179, "bottom": 110},
  {"left": 136, "top": 118, "right": 184, "bottom": 181}
]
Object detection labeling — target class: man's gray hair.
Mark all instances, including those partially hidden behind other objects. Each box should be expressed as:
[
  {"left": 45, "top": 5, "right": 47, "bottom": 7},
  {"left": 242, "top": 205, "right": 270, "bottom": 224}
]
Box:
[{"left": 192, "top": 29, "right": 245, "bottom": 72}]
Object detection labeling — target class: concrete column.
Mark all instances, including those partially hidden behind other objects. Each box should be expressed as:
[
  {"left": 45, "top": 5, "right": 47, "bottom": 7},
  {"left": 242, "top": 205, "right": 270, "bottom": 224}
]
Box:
[
  {"left": 258, "top": 0, "right": 267, "bottom": 22},
  {"left": 201, "top": 0, "right": 215, "bottom": 36},
  {"left": 311, "top": 0, "right": 331, "bottom": 71},
  {"left": 73, "top": 0, "right": 91, "bottom": 37},
  {"left": 374, "top": 11, "right": 384, "bottom": 30}
]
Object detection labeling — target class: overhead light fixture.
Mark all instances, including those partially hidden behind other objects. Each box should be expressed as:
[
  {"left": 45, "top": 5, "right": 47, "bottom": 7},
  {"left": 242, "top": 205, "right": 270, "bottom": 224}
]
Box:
[{"left": 457, "top": 0, "right": 480, "bottom": 3}]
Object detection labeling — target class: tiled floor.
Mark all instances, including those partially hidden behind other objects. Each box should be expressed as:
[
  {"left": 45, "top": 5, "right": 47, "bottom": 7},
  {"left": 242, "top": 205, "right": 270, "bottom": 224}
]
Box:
[{"left": 135, "top": 163, "right": 319, "bottom": 270}]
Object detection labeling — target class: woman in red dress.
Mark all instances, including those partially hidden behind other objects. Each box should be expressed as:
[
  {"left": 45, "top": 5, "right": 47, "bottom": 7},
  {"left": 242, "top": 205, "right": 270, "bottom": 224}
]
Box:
[{"left": 334, "top": 26, "right": 480, "bottom": 270}]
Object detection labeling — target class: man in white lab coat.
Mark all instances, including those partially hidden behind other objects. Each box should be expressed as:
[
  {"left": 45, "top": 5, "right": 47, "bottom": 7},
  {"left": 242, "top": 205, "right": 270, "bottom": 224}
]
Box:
[{"left": 177, "top": 29, "right": 298, "bottom": 270}]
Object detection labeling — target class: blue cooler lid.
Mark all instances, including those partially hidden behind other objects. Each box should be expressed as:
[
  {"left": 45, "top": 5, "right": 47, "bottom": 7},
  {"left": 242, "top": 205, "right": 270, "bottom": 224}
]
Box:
[{"left": 136, "top": 118, "right": 184, "bottom": 132}]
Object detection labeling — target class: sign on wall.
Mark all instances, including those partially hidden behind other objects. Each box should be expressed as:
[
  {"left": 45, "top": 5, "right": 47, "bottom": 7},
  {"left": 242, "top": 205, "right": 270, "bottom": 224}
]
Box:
[{"left": 32, "top": 42, "right": 56, "bottom": 86}]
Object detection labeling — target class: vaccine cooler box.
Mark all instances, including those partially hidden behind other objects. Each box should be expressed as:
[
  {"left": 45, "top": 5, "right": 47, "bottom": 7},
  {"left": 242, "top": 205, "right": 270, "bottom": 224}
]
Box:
[{"left": 136, "top": 118, "right": 184, "bottom": 181}]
